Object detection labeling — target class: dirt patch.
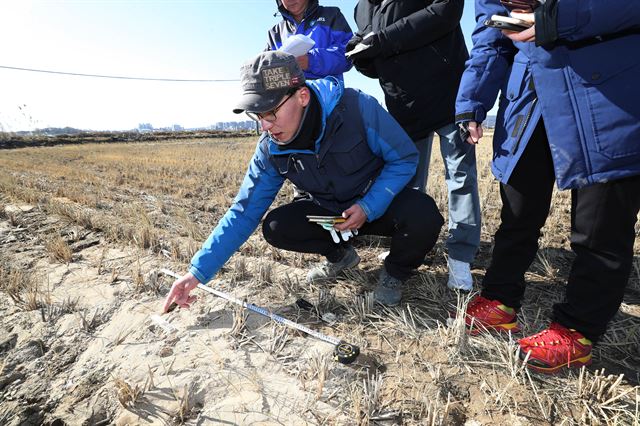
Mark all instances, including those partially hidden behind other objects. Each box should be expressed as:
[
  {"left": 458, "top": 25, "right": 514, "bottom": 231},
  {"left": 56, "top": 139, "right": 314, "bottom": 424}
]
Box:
[{"left": 1, "top": 139, "right": 638, "bottom": 425}]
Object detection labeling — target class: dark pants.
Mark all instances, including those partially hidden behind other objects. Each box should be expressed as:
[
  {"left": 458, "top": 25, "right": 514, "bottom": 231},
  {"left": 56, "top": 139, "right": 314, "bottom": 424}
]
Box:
[
  {"left": 482, "top": 120, "right": 640, "bottom": 342},
  {"left": 263, "top": 187, "right": 444, "bottom": 281}
]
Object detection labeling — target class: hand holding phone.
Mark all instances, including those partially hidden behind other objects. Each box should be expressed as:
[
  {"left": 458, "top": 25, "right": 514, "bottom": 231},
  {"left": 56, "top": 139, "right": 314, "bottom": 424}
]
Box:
[{"left": 484, "top": 14, "right": 533, "bottom": 32}]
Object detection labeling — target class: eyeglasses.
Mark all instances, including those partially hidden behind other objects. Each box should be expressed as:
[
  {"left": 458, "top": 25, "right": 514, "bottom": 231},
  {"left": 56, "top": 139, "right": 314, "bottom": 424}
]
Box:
[{"left": 246, "top": 90, "right": 297, "bottom": 123}]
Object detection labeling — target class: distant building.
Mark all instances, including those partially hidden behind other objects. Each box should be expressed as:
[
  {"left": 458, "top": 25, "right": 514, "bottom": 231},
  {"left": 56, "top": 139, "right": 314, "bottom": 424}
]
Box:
[
  {"left": 138, "top": 123, "right": 154, "bottom": 132},
  {"left": 212, "top": 121, "right": 256, "bottom": 131}
]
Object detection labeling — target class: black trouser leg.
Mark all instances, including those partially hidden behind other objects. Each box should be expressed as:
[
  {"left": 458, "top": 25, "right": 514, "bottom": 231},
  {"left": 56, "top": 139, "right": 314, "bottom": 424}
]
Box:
[
  {"left": 553, "top": 174, "right": 640, "bottom": 342},
  {"left": 360, "top": 188, "right": 444, "bottom": 280},
  {"left": 262, "top": 188, "right": 444, "bottom": 280},
  {"left": 262, "top": 200, "right": 347, "bottom": 262},
  {"left": 482, "top": 121, "right": 555, "bottom": 308}
]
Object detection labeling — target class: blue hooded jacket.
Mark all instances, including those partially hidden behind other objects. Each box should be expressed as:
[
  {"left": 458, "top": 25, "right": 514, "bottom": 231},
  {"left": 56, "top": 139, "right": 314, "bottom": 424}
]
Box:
[
  {"left": 456, "top": 0, "right": 640, "bottom": 189},
  {"left": 267, "top": 0, "right": 353, "bottom": 80},
  {"left": 189, "top": 78, "right": 418, "bottom": 284}
]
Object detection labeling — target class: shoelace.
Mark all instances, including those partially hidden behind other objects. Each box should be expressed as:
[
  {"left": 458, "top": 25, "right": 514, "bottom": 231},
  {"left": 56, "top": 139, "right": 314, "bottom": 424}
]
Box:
[
  {"left": 468, "top": 296, "right": 490, "bottom": 314},
  {"left": 523, "top": 325, "right": 573, "bottom": 348}
]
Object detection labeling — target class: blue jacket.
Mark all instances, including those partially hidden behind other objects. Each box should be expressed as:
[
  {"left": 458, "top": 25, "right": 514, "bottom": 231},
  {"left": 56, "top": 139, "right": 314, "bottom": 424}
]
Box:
[
  {"left": 190, "top": 78, "right": 418, "bottom": 284},
  {"left": 267, "top": 0, "right": 353, "bottom": 80},
  {"left": 456, "top": 0, "right": 640, "bottom": 189}
]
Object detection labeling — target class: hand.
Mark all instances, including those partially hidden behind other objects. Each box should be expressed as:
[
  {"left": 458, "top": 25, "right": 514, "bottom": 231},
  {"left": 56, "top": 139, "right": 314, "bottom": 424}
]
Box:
[
  {"left": 162, "top": 272, "right": 200, "bottom": 313},
  {"left": 335, "top": 204, "right": 367, "bottom": 232},
  {"left": 346, "top": 34, "right": 363, "bottom": 53},
  {"left": 347, "top": 33, "right": 382, "bottom": 60},
  {"left": 503, "top": 11, "right": 536, "bottom": 42},
  {"left": 467, "top": 121, "right": 483, "bottom": 144},
  {"left": 296, "top": 54, "right": 309, "bottom": 71}
]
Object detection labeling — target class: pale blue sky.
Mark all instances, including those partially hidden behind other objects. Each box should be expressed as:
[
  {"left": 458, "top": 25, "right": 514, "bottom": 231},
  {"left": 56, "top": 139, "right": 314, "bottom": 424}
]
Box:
[{"left": 0, "top": 0, "right": 479, "bottom": 131}]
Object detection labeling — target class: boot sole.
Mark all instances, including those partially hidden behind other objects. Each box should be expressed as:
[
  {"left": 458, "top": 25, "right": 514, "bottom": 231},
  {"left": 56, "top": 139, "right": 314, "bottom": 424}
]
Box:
[
  {"left": 467, "top": 321, "right": 521, "bottom": 336},
  {"left": 524, "top": 353, "right": 592, "bottom": 374}
]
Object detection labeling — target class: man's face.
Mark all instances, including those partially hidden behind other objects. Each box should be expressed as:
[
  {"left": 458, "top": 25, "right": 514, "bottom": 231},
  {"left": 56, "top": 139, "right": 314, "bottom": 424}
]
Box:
[
  {"left": 281, "top": 0, "right": 309, "bottom": 19},
  {"left": 260, "top": 88, "right": 310, "bottom": 143}
]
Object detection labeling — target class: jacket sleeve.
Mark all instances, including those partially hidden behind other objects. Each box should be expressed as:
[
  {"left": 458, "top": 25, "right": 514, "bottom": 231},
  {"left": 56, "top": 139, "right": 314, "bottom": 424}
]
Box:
[
  {"left": 307, "top": 10, "right": 354, "bottom": 76},
  {"left": 377, "top": 0, "right": 464, "bottom": 56},
  {"left": 455, "top": 0, "right": 517, "bottom": 124},
  {"left": 266, "top": 24, "right": 279, "bottom": 51},
  {"left": 355, "top": 93, "right": 418, "bottom": 222},
  {"left": 353, "top": 0, "right": 373, "bottom": 35},
  {"left": 189, "top": 140, "right": 284, "bottom": 284},
  {"left": 351, "top": 0, "right": 379, "bottom": 78},
  {"left": 536, "top": 0, "right": 640, "bottom": 46}
]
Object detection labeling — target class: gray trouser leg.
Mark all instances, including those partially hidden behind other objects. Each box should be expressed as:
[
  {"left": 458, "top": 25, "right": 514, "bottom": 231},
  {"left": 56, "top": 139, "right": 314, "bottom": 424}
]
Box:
[{"left": 437, "top": 123, "right": 481, "bottom": 263}]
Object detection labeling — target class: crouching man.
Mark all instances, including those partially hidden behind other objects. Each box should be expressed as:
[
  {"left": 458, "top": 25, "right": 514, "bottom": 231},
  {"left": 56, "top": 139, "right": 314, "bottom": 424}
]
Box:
[{"left": 163, "top": 51, "right": 443, "bottom": 311}]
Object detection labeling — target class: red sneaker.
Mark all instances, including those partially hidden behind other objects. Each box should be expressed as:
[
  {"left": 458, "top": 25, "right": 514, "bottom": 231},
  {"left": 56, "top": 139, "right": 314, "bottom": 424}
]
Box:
[
  {"left": 463, "top": 295, "right": 520, "bottom": 335},
  {"left": 518, "top": 322, "right": 593, "bottom": 374}
]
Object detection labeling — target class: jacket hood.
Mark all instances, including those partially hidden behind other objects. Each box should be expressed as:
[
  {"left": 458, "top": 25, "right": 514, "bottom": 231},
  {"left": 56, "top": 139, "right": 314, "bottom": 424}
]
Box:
[
  {"left": 276, "top": 0, "right": 319, "bottom": 23},
  {"left": 267, "top": 76, "right": 343, "bottom": 155}
]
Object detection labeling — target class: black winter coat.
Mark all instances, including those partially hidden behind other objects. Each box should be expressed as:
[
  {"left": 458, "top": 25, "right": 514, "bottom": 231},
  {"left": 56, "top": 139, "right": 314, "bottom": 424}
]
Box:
[{"left": 353, "top": 0, "right": 468, "bottom": 139}]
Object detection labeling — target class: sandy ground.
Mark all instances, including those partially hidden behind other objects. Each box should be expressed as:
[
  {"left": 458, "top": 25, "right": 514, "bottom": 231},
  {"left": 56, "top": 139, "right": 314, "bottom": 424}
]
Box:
[
  {"left": 1, "top": 194, "right": 639, "bottom": 425},
  {"left": 1, "top": 202, "right": 367, "bottom": 425}
]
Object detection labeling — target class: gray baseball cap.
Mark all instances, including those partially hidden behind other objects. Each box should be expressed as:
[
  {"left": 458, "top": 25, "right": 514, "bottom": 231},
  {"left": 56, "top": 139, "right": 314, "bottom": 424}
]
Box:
[{"left": 233, "top": 51, "right": 306, "bottom": 114}]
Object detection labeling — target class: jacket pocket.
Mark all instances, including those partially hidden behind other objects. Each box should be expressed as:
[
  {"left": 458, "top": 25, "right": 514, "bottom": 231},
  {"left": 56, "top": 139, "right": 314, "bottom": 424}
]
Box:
[
  {"left": 568, "top": 35, "right": 640, "bottom": 86},
  {"left": 580, "top": 61, "right": 640, "bottom": 159},
  {"left": 328, "top": 137, "right": 380, "bottom": 203},
  {"left": 504, "top": 62, "right": 528, "bottom": 101},
  {"left": 498, "top": 62, "right": 536, "bottom": 155},
  {"left": 330, "top": 138, "right": 372, "bottom": 175},
  {"left": 566, "top": 36, "right": 640, "bottom": 159}
]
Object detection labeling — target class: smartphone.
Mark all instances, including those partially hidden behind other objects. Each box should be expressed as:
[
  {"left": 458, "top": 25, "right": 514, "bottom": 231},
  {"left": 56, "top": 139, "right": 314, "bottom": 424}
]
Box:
[{"left": 484, "top": 15, "right": 533, "bottom": 32}]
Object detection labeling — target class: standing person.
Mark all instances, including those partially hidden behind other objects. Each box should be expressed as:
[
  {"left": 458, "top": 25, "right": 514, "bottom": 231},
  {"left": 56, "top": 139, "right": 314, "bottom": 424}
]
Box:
[
  {"left": 267, "top": 0, "right": 353, "bottom": 81},
  {"left": 456, "top": 0, "right": 640, "bottom": 373},
  {"left": 162, "top": 51, "right": 444, "bottom": 312},
  {"left": 347, "top": 0, "right": 481, "bottom": 292},
  {"left": 267, "top": 0, "right": 353, "bottom": 200}
]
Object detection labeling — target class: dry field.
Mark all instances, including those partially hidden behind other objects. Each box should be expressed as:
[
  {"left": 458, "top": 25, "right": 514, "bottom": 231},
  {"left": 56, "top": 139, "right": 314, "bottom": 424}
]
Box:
[{"left": 0, "top": 134, "right": 638, "bottom": 425}]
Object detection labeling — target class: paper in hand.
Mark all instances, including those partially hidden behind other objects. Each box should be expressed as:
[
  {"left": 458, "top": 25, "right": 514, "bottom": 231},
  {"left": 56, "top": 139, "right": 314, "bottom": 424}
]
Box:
[
  {"left": 345, "top": 32, "right": 375, "bottom": 58},
  {"left": 280, "top": 34, "right": 315, "bottom": 57}
]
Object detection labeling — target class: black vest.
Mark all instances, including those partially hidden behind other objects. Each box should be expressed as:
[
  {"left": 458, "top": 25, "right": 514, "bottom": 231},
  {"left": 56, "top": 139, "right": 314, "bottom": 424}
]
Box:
[{"left": 266, "top": 89, "right": 384, "bottom": 214}]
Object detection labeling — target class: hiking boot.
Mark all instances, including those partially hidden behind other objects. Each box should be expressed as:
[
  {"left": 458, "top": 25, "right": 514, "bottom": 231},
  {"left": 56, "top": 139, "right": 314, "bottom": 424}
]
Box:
[
  {"left": 447, "top": 258, "right": 473, "bottom": 292},
  {"left": 518, "top": 322, "right": 592, "bottom": 374},
  {"left": 374, "top": 268, "right": 403, "bottom": 306},
  {"left": 306, "top": 246, "right": 360, "bottom": 284},
  {"left": 463, "top": 295, "right": 521, "bottom": 335}
]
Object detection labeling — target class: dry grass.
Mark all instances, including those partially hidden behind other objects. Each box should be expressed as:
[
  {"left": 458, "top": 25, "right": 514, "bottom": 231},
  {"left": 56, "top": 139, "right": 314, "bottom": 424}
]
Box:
[
  {"left": 44, "top": 235, "right": 73, "bottom": 264},
  {"left": 0, "top": 263, "right": 51, "bottom": 311},
  {"left": 0, "top": 263, "right": 30, "bottom": 306},
  {"left": 113, "top": 376, "right": 145, "bottom": 408},
  {"left": 0, "top": 134, "right": 638, "bottom": 424}
]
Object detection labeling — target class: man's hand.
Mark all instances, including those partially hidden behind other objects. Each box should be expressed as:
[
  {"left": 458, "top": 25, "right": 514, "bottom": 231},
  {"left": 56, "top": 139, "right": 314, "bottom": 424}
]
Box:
[
  {"left": 335, "top": 204, "right": 367, "bottom": 232},
  {"left": 162, "top": 272, "right": 200, "bottom": 313},
  {"left": 346, "top": 33, "right": 382, "bottom": 60},
  {"left": 296, "top": 54, "right": 309, "bottom": 71},
  {"left": 346, "top": 34, "right": 363, "bottom": 53},
  {"left": 503, "top": 12, "right": 535, "bottom": 42},
  {"left": 466, "top": 121, "right": 483, "bottom": 145}
]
